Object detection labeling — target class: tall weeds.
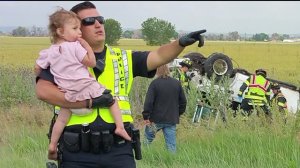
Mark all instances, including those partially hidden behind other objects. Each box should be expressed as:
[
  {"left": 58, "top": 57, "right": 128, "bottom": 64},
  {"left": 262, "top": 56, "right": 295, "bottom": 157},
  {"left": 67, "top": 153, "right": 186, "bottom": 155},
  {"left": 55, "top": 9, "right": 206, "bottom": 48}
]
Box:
[
  {"left": 0, "top": 65, "right": 40, "bottom": 108},
  {"left": 0, "top": 62, "right": 299, "bottom": 168}
]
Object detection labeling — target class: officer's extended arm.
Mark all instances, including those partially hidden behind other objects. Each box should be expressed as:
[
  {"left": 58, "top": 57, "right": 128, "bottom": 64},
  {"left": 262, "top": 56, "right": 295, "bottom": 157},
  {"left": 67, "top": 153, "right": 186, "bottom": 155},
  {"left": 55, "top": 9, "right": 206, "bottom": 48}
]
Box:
[{"left": 147, "top": 30, "right": 206, "bottom": 71}]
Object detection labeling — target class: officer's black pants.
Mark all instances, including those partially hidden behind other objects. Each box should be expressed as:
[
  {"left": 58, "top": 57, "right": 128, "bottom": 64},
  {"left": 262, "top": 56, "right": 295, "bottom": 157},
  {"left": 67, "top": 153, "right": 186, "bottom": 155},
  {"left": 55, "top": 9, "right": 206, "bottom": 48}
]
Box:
[{"left": 60, "top": 141, "right": 135, "bottom": 168}]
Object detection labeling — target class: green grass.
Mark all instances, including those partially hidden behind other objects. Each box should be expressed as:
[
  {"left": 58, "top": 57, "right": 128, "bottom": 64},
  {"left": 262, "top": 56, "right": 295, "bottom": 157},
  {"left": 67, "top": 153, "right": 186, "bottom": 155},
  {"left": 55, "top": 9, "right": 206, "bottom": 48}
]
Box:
[
  {"left": 0, "top": 105, "right": 51, "bottom": 168},
  {"left": 1, "top": 104, "right": 299, "bottom": 168},
  {"left": 0, "top": 66, "right": 39, "bottom": 108},
  {"left": 137, "top": 114, "right": 300, "bottom": 168}
]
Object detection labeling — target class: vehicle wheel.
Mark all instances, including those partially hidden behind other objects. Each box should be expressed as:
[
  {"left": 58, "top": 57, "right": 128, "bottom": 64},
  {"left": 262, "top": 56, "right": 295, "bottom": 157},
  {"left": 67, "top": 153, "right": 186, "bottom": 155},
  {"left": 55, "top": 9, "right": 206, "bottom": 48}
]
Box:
[
  {"left": 183, "top": 52, "right": 206, "bottom": 75},
  {"left": 204, "top": 53, "right": 233, "bottom": 81}
]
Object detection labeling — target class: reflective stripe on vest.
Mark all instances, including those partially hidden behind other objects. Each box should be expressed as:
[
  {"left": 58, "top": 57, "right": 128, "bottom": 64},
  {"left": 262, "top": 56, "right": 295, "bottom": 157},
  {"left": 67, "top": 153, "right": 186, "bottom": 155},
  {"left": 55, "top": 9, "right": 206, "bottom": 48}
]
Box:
[
  {"left": 248, "top": 99, "right": 266, "bottom": 106},
  {"left": 245, "top": 75, "right": 269, "bottom": 101},
  {"left": 122, "top": 50, "right": 130, "bottom": 94},
  {"left": 249, "top": 75, "right": 269, "bottom": 92},
  {"left": 67, "top": 45, "right": 133, "bottom": 126},
  {"left": 115, "top": 96, "right": 130, "bottom": 101}
]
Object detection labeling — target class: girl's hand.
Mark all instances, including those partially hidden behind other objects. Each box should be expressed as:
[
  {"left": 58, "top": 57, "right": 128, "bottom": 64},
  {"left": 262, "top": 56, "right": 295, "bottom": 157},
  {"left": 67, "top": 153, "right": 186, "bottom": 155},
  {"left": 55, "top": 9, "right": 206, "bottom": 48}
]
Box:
[{"left": 77, "top": 38, "right": 90, "bottom": 49}]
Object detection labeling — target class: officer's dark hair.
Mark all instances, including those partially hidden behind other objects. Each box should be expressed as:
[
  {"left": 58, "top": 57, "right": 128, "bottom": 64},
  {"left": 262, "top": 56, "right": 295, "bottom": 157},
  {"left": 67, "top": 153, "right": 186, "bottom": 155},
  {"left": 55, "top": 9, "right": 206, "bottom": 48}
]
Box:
[{"left": 70, "top": 1, "right": 96, "bottom": 14}]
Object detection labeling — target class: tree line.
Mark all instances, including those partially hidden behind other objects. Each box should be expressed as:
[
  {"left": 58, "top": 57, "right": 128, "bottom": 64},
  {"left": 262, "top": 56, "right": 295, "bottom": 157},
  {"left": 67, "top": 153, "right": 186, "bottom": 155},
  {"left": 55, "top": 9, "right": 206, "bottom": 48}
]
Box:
[{"left": 5, "top": 17, "right": 292, "bottom": 45}]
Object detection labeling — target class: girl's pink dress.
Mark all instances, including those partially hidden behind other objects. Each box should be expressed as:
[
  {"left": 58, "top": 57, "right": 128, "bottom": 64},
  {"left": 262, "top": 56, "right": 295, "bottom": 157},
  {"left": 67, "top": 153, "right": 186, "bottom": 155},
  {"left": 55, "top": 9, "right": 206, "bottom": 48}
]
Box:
[{"left": 36, "top": 41, "right": 105, "bottom": 102}]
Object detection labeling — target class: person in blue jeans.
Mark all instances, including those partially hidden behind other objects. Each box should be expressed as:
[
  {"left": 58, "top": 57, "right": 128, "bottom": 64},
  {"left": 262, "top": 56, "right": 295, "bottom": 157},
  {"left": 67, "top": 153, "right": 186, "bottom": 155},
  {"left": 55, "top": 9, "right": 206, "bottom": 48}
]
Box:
[{"left": 142, "top": 65, "right": 187, "bottom": 153}]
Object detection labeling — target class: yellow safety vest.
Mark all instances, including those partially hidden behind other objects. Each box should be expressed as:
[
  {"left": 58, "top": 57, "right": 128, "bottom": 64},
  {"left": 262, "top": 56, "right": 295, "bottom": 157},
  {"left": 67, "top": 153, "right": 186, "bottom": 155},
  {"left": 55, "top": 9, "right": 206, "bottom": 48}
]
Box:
[
  {"left": 244, "top": 75, "right": 271, "bottom": 102},
  {"left": 66, "top": 45, "right": 134, "bottom": 126},
  {"left": 177, "top": 69, "right": 188, "bottom": 87},
  {"left": 272, "top": 92, "right": 287, "bottom": 108}
]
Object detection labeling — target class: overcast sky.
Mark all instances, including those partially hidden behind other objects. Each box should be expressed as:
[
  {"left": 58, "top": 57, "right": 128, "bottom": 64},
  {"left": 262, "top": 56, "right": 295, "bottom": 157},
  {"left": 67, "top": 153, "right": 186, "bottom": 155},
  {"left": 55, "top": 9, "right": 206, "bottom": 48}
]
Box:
[{"left": 1, "top": 1, "right": 300, "bottom": 34}]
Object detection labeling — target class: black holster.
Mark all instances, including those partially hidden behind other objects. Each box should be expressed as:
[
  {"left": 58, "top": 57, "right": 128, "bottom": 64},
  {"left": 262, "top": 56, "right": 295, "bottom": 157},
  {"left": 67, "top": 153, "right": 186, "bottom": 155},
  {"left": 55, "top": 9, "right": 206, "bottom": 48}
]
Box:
[
  {"left": 63, "top": 132, "right": 80, "bottom": 152},
  {"left": 81, "top": 131, "right": 90, "bottom": 152},
  {"left": 102, "top": 130, "right": 113, "bottom": 153},
  {"left": 90, "top": 131, "right": 101, "bottom": 154},
  {"left": 131, "top": 128, "right": 142, "bottom": 160},
  {"left": 81, "top": 124, "right": 91, "bottom": 152}
]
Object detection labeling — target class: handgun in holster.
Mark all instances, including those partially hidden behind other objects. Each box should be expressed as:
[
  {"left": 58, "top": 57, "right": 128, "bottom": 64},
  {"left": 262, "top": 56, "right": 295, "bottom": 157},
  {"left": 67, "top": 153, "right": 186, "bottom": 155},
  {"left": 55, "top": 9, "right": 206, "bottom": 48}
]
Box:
[{"left": 131, "top": 128, "right": 142, "bottom": 160}]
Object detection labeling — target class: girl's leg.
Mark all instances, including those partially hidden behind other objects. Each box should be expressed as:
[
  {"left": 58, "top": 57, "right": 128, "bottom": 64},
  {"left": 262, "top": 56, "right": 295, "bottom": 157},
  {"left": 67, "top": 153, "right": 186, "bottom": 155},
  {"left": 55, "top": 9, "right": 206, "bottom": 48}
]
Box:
[
  {"left": 48, "top": 108, "right": 71, "bottom": 160},
  {"left": 109, "top": 100, "right": 131, "bottom": 141}
]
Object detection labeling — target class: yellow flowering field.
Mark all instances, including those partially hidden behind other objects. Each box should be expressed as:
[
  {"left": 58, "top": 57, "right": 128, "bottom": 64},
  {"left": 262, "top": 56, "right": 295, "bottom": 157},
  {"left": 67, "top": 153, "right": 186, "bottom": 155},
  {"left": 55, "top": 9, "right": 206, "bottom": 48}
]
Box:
[{"left": 0, "top": 36, "right": 299, "bottom": 85}]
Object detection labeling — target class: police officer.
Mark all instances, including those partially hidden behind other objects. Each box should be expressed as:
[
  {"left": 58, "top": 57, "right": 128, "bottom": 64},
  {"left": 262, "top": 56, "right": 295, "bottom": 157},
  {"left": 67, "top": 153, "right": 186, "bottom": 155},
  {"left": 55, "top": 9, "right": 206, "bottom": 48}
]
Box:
[
  {"left": 35, "top": 1, "right": 206, "bottom": 167},
  {"left": 237, "top": 69, "right": 272, "bottom": 121},
  {"left": 271, "top": 83, "right": 288, "bottom": 124}
]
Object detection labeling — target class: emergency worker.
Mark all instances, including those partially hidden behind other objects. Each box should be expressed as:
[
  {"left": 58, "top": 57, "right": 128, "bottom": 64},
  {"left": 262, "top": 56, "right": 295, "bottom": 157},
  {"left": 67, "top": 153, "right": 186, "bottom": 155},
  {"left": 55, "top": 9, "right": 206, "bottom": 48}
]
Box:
[
  {"left": 35, "top": 1, "right": 206, "bottom": 167},
  {"left": 271, "top": 83, "right": 288, "bottom": 124},
  {"left": 175, "top": 59, "right": 193, "bottom": 93},
  {"left": 237, "top": 69, "right": 272, "bottom": 121}
]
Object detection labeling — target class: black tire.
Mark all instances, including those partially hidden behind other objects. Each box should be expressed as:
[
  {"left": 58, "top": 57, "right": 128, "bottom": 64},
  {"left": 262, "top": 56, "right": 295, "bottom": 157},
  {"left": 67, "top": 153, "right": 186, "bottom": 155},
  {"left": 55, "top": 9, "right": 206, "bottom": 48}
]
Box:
[
  {"left": 204, "top": 53, "right": 233, "bottom": 81},
  {"left": 183, "top": 52, "right": 207, "bottom": 75}
]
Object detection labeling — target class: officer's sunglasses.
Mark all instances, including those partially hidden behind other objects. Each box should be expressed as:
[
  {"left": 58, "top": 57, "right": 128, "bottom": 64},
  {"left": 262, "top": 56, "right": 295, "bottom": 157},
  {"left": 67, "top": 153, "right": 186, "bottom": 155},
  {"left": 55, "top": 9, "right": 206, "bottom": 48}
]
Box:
[{"left": 81, "top": 16, "right": 105, "bottom": 26}]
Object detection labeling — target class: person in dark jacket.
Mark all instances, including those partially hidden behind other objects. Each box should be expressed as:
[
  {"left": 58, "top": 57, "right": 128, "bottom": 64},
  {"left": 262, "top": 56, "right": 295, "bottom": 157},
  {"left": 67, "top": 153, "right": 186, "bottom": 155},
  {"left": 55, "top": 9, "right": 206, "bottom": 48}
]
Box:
[{"left": 142, "top": 64, "right": 187, "bottom": 153}]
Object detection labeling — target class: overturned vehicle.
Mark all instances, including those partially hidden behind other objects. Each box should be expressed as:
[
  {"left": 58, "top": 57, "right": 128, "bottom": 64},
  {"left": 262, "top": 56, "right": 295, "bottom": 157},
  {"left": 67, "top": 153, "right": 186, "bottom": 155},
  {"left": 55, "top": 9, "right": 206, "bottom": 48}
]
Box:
[{"left": 168, "top": 52, "right": 300, "bottom": 114}]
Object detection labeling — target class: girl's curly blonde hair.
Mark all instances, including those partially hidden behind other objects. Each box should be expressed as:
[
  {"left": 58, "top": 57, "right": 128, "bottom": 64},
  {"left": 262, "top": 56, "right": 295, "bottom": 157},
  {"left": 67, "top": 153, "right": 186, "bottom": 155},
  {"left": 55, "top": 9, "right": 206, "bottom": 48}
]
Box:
[{"left": 48, "top": 7, "right": 81, "bottom": 43}]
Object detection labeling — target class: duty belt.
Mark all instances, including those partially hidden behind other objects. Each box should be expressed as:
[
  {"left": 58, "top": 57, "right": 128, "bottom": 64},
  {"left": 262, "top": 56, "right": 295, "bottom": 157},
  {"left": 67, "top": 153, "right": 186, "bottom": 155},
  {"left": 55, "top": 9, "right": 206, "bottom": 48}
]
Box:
[
  {"left": 60, "top": 124, "right": 143, "bottom": 160},
  {"left": 61, "top": 126, "right": 132, "bottom": 154}
]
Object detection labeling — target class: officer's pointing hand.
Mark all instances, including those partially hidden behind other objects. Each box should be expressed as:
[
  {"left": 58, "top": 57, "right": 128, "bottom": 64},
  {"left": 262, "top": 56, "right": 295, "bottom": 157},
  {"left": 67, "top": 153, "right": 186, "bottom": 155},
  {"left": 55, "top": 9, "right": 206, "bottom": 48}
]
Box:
[{"left": 179, "top": 29, "right": 206, "bottom": 47}]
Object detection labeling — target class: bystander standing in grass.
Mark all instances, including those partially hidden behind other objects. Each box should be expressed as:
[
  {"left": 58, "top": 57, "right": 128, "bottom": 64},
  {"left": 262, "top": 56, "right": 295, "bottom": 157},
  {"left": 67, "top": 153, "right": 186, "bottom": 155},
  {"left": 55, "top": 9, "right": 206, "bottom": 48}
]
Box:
[{"left": 142, "top": 64, "right": 187, "bottom": 153}]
